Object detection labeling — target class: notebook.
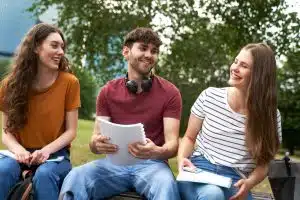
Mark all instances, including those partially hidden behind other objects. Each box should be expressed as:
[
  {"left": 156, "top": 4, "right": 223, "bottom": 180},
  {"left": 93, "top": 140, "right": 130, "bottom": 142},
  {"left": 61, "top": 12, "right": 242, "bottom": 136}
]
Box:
[
  {"left": 97, "top": 118, "right": 146, "bottom": 165},
  {"left": 177, "top": 167, "right": 233, "bottom": 188}
]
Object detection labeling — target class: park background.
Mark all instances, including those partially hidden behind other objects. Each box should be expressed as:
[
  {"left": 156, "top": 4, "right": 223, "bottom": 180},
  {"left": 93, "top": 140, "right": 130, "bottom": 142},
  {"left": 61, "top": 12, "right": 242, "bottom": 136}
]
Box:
[{"left": 1, "top": 0, "right": 300, "bottom": 195}]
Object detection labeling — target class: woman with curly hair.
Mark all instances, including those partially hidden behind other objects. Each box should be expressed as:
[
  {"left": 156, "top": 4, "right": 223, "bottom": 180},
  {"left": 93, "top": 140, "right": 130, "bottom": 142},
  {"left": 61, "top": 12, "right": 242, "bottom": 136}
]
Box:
[
  {"left": 0, "top": 23, "right": 80, "bottom": 200},
  {"left": 177, "top": 43, "right": 281, "bottom": 200}
]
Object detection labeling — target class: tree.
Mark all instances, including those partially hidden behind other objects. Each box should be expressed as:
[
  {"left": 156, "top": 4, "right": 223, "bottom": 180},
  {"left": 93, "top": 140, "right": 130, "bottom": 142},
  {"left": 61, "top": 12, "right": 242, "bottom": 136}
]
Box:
[
  {"left": 158, "top": 0, "right": 300, "bottom": 133},
  {"left": 72, "top": 65, "right": 97, "bottom": 120},
  {"left": 31, "top": 0, "right": 158, "bottom": 84},
  {"left": 30, "top": 0, "right": 300, "bottom": 135},
  {"left": 278, "top": 50, "right": 300, "bottom": 154}
]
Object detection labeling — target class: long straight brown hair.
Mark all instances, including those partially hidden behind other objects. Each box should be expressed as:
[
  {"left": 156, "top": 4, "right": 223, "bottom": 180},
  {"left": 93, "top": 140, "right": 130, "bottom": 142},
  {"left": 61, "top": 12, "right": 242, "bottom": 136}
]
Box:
[
  {"left": 3, "top": 23, "right": 71, "bottom": 134},
  {"left": 244, "top": 43, "right": 279, "bottom": 166}
]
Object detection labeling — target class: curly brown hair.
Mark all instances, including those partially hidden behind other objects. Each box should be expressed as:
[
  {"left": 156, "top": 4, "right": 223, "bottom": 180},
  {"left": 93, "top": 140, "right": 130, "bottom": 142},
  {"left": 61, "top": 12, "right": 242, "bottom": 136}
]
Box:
[
  {"left": 3, "top": 23, "right": 71, "bottom": 134},
  {"left": 123, "top": 27, "right": 162, "bottom": 49}
]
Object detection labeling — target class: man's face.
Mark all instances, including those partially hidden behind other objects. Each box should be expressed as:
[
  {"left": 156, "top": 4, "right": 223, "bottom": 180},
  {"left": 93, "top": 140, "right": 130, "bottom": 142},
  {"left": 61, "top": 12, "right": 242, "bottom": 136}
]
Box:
[{"left": 123, "top": 42, "right": 159, "bottom": 75}]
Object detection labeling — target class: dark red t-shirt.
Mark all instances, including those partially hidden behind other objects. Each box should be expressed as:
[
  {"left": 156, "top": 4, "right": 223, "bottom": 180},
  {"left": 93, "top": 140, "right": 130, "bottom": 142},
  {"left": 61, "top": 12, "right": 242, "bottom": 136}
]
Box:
[{"left": 96, "top": 75, "right": 182, "bottom": 146}]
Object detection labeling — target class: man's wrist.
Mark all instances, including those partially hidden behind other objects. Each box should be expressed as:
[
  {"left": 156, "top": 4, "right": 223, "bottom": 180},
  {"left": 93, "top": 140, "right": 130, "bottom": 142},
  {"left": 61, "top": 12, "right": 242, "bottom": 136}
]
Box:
[
  {"left": 89, "top": 140, "right": 97, "bottom": 153},
  {"left": 152, "top": 146, "right": 167, "bottom": 159}
]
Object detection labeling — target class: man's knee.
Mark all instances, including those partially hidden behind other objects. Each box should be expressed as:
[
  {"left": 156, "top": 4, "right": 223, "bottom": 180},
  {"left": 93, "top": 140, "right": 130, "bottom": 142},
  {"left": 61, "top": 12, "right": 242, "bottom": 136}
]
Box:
[
  {"left": 64, "top": 165, "right": 87, "bottom": 182},
  {"left": 148, "top": 172, "right": 177, "bottom": 193}
]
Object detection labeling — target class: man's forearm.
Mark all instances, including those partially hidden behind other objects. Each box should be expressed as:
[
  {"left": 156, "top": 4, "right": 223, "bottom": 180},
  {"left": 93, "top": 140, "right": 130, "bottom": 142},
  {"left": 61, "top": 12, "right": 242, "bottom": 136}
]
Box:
[{"left": 152, "top": 140, "right": 178, "bottom": 160}]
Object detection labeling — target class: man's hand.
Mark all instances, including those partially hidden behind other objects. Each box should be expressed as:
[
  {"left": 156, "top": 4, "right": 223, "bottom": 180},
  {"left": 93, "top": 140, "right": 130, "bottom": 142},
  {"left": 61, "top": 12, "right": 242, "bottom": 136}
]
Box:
[
  {"left": 128, "top": 138, "right": 162, "bottom": 159},
  {"left": 14, "top": 148, "right": 31, "bottom": 165},
  {"left": 229, "top": 178, "right": 254, "bottom": 200},
  {"left": 30, "top": 148, "right": 51, "bottom": 165},
  {"left": 90, "top": 134, "right": 118, "bottom": 154}
]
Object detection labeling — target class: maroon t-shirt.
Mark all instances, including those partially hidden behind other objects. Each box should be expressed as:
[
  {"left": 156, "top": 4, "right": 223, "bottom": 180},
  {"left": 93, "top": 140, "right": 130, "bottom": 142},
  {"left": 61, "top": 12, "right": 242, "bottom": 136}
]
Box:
[{"left": 96, "top": 75, "right": 182, "bottom": 146}]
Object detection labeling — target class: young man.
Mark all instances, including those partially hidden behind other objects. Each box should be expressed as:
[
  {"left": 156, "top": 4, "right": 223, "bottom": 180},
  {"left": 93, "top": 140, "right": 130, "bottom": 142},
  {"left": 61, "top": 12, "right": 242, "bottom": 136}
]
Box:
[{"left": 59, "top": 27, "right": 182, "bottom": 200}]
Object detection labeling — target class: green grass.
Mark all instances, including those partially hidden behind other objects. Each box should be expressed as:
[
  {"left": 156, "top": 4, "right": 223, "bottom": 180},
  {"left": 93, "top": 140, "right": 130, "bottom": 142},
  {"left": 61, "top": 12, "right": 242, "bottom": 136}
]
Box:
[{"left": 1, "top": 115, "right": 298, "bottom": 194}]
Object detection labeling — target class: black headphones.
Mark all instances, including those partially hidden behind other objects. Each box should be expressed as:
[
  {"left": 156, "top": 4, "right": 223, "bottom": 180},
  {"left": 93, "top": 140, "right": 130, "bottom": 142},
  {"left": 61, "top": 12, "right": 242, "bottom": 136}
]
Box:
[{"left": 125, "top": 73, "right": 153, "bottom": 94}]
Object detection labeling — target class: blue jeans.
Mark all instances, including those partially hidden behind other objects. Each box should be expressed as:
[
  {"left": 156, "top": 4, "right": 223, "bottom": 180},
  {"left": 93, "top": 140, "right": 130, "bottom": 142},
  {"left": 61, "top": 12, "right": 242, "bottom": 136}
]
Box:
[
  {"left": 178, "top": 156, "right": 253, "bottom": 200},
  {"left": 0, "top": 148, "right": 71, "bottom": 200},
  {"left": 60, "top": 158, "right": 181, "bottom": 200}
]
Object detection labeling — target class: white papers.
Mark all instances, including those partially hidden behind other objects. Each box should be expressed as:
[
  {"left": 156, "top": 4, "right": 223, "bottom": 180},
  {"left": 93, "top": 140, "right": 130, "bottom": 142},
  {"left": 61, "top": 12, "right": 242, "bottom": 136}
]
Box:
[
  {"left": 97, "top": 118, "right": 146, "bottom": 165},
  {"left": 177, "top": 167, "right": 233, "bottom": 188},
  {"left": 45, "top": 156, "right": 64, "bottom": 162},
  {"left": 0, "top": 150, "right": 64, "bottom": 162},
  {"left": 0, "top": 150, "right": 15, "bottom": 159}
]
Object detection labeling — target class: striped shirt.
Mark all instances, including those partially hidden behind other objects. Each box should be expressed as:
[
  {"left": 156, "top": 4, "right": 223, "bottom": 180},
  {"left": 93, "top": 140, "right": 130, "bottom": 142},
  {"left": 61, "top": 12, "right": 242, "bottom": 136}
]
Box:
[{"left": 191, "top": 87, "right": 282, "bottom": 174}]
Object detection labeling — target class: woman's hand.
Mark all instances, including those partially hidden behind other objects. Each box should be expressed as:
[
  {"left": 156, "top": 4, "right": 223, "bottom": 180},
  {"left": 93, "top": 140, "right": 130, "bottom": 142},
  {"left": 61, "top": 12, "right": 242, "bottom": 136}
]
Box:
[
  {"left": 14, "top": 148, "right": 31, "bottom": 165},
  {"left": 230, "top": 178, "right": 254, "bottom": 200},
  {"left": 29, "top": 148, "right": 51, "bottom": 165},
  {"left": 178, "top": 157, "right": 196, "bottom": 172}
]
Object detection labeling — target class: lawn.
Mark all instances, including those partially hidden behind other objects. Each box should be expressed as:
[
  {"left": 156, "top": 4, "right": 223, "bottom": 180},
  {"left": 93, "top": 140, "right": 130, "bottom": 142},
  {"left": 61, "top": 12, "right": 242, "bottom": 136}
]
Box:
[{"left": 1, "top": 115, "right": 298, "bottom": 195}]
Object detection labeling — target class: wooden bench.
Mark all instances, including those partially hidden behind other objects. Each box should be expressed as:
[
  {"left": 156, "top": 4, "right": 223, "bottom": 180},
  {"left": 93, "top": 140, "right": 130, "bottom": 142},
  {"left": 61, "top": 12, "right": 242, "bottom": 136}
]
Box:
[{"left": 108, "top": 191, "right": 274, "bottom": 200}]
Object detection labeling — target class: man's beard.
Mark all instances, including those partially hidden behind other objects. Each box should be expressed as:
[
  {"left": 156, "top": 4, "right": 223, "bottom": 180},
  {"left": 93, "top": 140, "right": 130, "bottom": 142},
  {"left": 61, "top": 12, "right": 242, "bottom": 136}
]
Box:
[{"left": 130, "top": 58, "right": 154, "bottom": 76}]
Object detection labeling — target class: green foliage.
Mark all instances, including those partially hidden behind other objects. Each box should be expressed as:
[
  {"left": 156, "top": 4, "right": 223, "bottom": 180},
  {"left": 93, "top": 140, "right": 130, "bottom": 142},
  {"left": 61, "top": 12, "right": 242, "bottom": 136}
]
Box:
[
  {"left": 157, "top": 0, "right": 300, "bottom": 134},
  {"left": 72, "top": 66, "right": 97, "bottom": 120},
  {"left": 30, "top": 0, "right": 300, "bottom": 137},
  {"left": 278, "top": 51, "right": 300, "bottom": 154},
  {"left": 30, "top": 0, "right": 156, "bottom": 84},
  {"left": 200, "top": 0, "right": 300, "bottom": 55},
  {"left": 0, "top": 59, "right": 11, "bottom": 80}
]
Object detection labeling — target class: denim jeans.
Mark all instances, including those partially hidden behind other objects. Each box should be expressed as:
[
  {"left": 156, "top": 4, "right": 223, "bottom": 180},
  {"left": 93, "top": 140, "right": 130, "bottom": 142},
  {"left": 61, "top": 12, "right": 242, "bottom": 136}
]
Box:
[
  {"left": 178, "top": 156, "right": 253, "bottom": 200},
  {"left": 60, "top": 158, "right": 181, "bottom": 200},
  {"left": 0, "top": 148, "right": 71, "bottom": 200}
]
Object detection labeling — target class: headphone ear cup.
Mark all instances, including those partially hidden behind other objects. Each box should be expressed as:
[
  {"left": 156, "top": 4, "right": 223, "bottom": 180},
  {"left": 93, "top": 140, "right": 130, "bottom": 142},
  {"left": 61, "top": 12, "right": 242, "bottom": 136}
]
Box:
[
  {"left": 126, "top": 80, "right": 138, "bottom": 94},
  {"left": 141, "top": 78, "right": 152, "bottom": 92}
]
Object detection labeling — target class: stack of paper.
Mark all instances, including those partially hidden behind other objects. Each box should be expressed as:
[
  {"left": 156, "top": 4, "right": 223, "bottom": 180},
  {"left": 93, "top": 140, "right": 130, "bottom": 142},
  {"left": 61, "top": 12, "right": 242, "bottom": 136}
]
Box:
[
  {"left": 97, "top": 118, "right": 146, "bottom": 165},
  {"left": 177, "top": 167, "right": 233, "bottom": 188}
]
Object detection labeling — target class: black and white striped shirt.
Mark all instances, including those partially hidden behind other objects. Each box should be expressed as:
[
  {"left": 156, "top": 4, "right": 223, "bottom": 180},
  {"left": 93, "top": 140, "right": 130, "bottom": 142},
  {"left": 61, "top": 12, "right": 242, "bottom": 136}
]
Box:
[{"left": 191, "top": 87, "right": 282, "bottom": 174}]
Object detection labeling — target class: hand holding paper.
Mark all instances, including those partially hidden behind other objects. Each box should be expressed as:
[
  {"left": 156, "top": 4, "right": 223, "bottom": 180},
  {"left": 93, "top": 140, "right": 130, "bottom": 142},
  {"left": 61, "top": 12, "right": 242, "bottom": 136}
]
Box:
[
  {"left": 97, "top": 118, "right": 146, "bottom": 165},
  {"left": 30, "top": 148, "right": 51, "bottom": 165},
  {"left": 91, "top": 134, "right": 118, "bottom": 154},
  {"left": 177, "top": 166, "right": 233, "bottom": 188},
  {"left": 0, "top": 150, "right": 64, "bottom": 163},
  {"left": 128, "top": 138, "right": 158, "bottom": 159},
  {"left": 178, "top": 157, "right": 196, "bottom": 172},
  {"left": 0, "top": 149, "right": 31, "bottom": 165}
]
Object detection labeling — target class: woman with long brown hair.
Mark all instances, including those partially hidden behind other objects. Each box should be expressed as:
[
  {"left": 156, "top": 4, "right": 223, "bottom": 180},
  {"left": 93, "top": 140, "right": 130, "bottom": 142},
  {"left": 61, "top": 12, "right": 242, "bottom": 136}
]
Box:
[
  {"left": 0, "top": 23, "right": 80, "bottom": 199},
  {"left": 177, "top": 43, "right": 281, "bottom": 200}
]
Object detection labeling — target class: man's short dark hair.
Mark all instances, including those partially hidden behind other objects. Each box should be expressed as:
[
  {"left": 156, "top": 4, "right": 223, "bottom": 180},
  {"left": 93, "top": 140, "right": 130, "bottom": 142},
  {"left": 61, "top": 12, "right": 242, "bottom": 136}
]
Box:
[{"left": 123, "top": 27, "right": 162, "bottom": 48}]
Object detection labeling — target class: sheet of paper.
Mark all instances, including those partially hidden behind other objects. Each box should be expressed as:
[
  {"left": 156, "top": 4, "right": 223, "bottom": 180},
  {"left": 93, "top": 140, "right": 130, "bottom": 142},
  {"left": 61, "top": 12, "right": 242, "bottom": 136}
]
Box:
[
  {"left": 97, "top": 117, "right": 146, "bottom": 165},
  {"left": 177, "top": 168, "right": 233, "bottom": 188},
  {"left": 0, "top": 150, "right": 16, "bottom": 159},
  {"left": 0, "top": 150, "right": 64, "bottom": 162},
  {"left": 46, "top": 156, "right": 64, "bottom": 162}
]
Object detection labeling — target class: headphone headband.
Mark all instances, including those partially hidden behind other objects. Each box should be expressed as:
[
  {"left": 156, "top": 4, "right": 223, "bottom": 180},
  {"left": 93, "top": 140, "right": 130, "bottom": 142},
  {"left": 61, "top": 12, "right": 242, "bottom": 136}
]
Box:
[{"left": 125, "top": 73, "right": 153, "bottom": 94}]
